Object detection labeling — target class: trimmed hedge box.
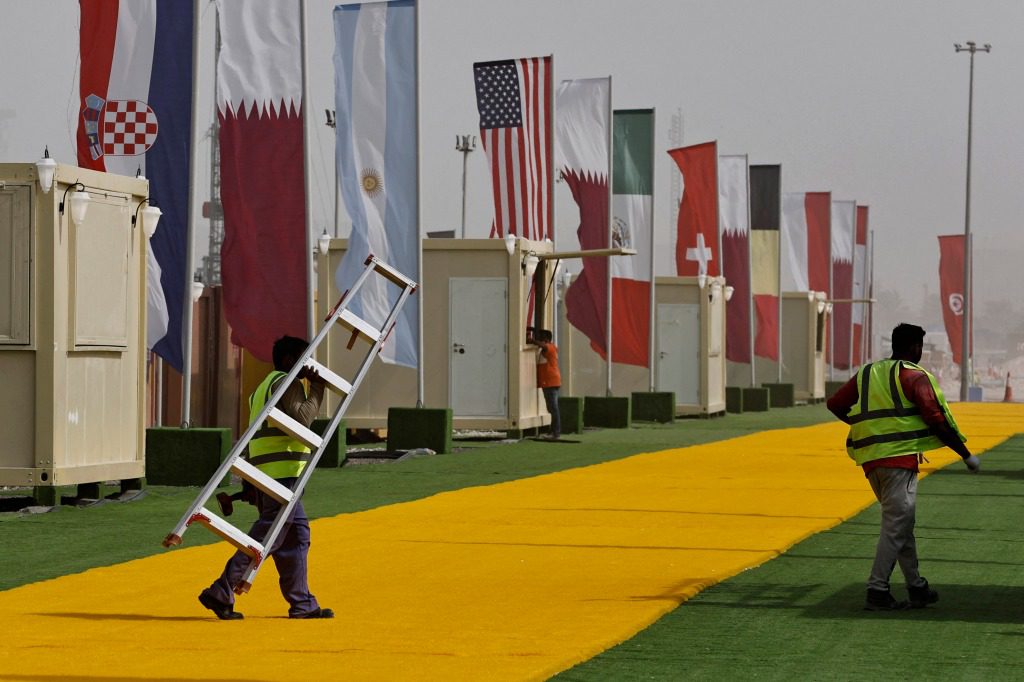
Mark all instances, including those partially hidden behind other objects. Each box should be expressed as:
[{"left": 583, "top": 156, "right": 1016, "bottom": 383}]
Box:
[
  {"left": 387, "top": 407, "right": 452, "bottom": 454},
  {"left": 583, "top": 396, "right": 631, "bottom": 429},
  {"left": 146, "top": 427, "right": 232, "bottom": 487},
  {"left": 631, "top": 392, "right": 675, "bottom": 423},
  {"left": 825, "top": 380, "right": 846, "bottom": 400},
  {"left": 725, "top": 386, "right": 744, "bottom": 414},
  {"left": 558, "top": 396, "right": 584, "bottom": 434},
  {"left": 742, "top": 387, "right": 770, "bottom": 412},
  {"left": 311, "top": 418, "right": 347, "bottom": 468},
  {"left": 762, "top": 382, "right": 796, "bottom": 408}
]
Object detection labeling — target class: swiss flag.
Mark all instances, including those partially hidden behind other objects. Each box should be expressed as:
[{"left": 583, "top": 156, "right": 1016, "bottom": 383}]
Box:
[{"left": 669, "top": 142, "right": 719, "bottom": 277}]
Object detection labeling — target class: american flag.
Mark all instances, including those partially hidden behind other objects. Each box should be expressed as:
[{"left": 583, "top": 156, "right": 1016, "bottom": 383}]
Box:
[{"left": 473, "top": 56, "right": 552, "bottom": 241}]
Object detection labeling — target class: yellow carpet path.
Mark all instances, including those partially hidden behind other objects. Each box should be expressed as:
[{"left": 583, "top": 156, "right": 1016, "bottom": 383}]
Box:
[{"left": 1, "top": 403, "right": 1021, "bottom": 681}]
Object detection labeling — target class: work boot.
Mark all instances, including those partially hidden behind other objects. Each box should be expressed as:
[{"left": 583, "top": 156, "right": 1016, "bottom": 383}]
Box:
[
  {"left": 199, "top": 592, "right": 244, "bottom": 620},
  {"left": 216, "top": 492, "right": 234, "bottom": 517},
  {"left": 908, "top": 579, "right": 939, "bottom": 608},
  {"left": 290, "top": 607, "right": 335, "bottom": 619},
  {"left": 864, "top": 588, "right": 909, "bottom": 611}
]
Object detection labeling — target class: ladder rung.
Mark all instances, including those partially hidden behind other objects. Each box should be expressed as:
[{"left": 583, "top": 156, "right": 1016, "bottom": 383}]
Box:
[
  {"left": 230, "top": 457, "right": 294, "bottom": 504},
  {"left": 304, "top": 359, "right": 352, "bottom": 397},
  {"left": 268, "top": 407, "right": 323, "bottom": 450},
  {"left": 367, "top": 255, "right": 418, "bottom": 289},
  {"left": 336, "top": 309, "right": 381, "bottom": 344},
  {"left": 188, "top": 510, "right": 265, "bottom": 560}
]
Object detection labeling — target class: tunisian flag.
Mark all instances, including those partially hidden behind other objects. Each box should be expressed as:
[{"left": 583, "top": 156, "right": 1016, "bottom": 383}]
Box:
[
  {"left": 556, "top": 77, "right": 611, "bottom": 359},
  {"left": 852, "top": 206, "right": 870, "bottom": 365},
  {"left": 830, "top": 200, "right": 856, "bottom": 370},
  {"left": 670, "top": 142, "right": 719, "bottom": 277},
  {"left": 217, "top": 0, "right": 307, "bottom": 362},
  {"left": 750, "top": 164, "right": 781, "bottom": 361},
  {"left": 719, "top": 154, "right": 751, "bottom": 365},
  {"left": 938, "top": 235, "right": 968, "bottom": 364},
  {"left": 781, "top": 192, "right": 831, "bottom": 293}
]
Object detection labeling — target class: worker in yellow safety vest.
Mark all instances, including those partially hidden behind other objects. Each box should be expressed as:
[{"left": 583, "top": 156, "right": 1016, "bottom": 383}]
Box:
[
  {"left": 828, "top": 323, "right": 979, "bottom": 611},
  {"left": 198, "top": 336, "right": 333, "bottom": 620}
]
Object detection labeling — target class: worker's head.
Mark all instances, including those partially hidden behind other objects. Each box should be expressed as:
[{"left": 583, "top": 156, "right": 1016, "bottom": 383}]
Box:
[
  {"left": 272, "top": 335, "right": 309, "bottom": 372},
  {"left": 535, "top": 329, "right": 553, "bottom": 343},
  {"left": 890, "top": 323, "right": 925, "bottom": 363}
]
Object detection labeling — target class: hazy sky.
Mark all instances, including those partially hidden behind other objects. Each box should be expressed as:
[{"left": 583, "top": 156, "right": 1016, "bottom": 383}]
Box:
[{"left": 2, "top": 0, "right": 1022, "bottom": 330}]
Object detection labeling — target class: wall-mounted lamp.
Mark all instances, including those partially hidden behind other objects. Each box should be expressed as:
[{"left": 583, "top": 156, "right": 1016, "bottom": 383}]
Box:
[
  {"left": 504, "top": 233, "right": 517, "bottom": 256},
  {"left": 132, "top": 198, "right": 162, "bottom": 238},
  {"left": 36, "top": 147, "right": 56, "bottom": 194},
  {"left": 561, "top": 268, "right": 573, "bottom": 290},
  {"left": 697, "top": 273, "right": 708, "bottom": 289},
  {"left": 710, "top": 281, "right": 723, "bottom": 303},
  {"left": 825, "top": 302, "right": 833, "bottom": 315},
  {"left": 59, "top": 181, "right": 90, "bottom": 226},
  {"left": 522, "top": 252, "right": 540, "bottom": 281},
  {"left": 317, "top": 228, "right": 331, "bottom": 256},
  {"left": 191, "top": 279, "right": 205, "bottom": 303},
  {"left": 724, "top": 285, "right": 735, "bottom": 302},
  {"left": 817, "top": 300, "right": 826, "bottom": 314}
]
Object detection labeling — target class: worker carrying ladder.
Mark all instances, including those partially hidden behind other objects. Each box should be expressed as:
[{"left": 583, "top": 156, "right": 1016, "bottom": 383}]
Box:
[{"left": 162, "top": 255, "right": 417, "bottom": 595}]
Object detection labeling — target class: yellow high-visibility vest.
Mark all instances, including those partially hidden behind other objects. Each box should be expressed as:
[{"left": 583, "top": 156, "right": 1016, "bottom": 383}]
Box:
[{"left": 247, "top": 371, "right": 311, "bottom": 479}]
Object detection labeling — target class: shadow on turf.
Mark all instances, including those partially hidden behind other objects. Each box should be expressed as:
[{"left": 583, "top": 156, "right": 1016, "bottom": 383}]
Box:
[
  {"left": 687, "top": 582, "right": 1024, "bottom": 623},
  {"left": 0, "top": 676, "right": 269, "bottom": 682},
  {"left": 32, "top": 611, "right": 209, "bottom": 622}
]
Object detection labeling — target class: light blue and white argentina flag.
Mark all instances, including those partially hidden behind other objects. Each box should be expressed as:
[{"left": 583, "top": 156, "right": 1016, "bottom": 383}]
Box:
[{"left": 333, "top": 0, "right": 418, "bottom": 367}]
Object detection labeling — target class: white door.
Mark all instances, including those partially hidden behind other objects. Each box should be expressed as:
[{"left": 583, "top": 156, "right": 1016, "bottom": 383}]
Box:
[
  {"left": 657, "top": 303, "right": 701, "bottom": 405},
  {"left": 450, "top": 278, "right": 507, "bottom": 416}
]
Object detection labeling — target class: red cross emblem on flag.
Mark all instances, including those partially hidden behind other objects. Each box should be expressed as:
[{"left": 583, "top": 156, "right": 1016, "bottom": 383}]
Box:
[{"left": 101, "top": 100, "right": 159, "bottom": 157}]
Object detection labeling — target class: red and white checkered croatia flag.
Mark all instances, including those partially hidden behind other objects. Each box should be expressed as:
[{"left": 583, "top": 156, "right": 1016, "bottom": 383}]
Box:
[
  {"left": 102, "top": 99, "right": 159, "bottom": 156},
  {"left": 473, "top": 56, "right": 552, "bottom": 240}
]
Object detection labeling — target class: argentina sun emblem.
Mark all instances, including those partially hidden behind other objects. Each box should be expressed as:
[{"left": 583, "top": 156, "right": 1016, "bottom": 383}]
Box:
[{"left": 361, "top": 169, "right": 383, "bottom": 198}]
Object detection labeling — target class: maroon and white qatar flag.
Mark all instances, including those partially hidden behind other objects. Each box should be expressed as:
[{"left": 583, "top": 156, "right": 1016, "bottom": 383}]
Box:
[
  {"left": 555, "top": 77, "right": 611, "bottom": 358},
  {"left": 830, "top": 200, "right": 856, "bottom": 370},
  {"left": 719, "top": 155, "right": 752, "bottom": 365},
  {"left": 473, "top": 56, "right": 552, "bottom": 240},
  {"left": 781, "top": 192, "right": 831, "bottom": 294},
  {"left": 852, "top": 206, "right": 870, "bottom": 366},
  {"left": 938, "top": 235, "right": 969, "bottom": 365},
  {"left": 217, "top": 0, "right": 307, "bottom": 362},
  {"left": 669, "top": 142, "right": 719, "bottom": 277}
]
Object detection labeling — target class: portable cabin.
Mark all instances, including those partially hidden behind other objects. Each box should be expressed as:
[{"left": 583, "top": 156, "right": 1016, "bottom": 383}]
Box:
[
  {"left": 0, "top": 163, "right": 150, "bottom": 487},
  {"left": 316, "top": 237, "right": 556, "bottom": 433},
  {"left": 780, "top": 291, "right": 829, "bottom": 401},
  {"left": 560, "top": 275, "right": 727, "bottom": 416}
]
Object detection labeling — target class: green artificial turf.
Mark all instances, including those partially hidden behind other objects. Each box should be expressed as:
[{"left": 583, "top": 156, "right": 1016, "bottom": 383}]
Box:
[
  {"left": 556, "top": 434, "right": 1024, "bottom": 681},
  {"left": 0, "top": 405, "right": 830, "bottom": 592}
]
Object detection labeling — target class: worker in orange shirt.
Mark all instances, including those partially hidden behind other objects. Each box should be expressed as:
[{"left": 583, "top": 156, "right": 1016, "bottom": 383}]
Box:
[{"left": 528, "top": 328, "right": 561, "bottom": 440}]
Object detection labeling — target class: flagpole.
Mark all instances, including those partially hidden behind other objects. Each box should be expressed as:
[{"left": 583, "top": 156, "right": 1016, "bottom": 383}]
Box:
[
  {"left": 605, "top": 77, "right": 614, "bottom": 397},
  {"left": 648, "top": 108, "right": 657, "bottom": 393},
  {"left": 868, "top": 227, "right": 875, "bottom": 362},
  {"left": 181, "top": 0, "right": 202, "bottom": 428},
  {"left": 828, "top": 200, "right": 834, "bottom": 382},
  {"left": 300, "top": 0, "right": 315, "bottom": 340},
  {"left": 415, "top": 1, "right": 424, "bottom": 407},
  {"left": 847, "top": 204, "right": 855, "bottom": 374},
  {"left": 776, "top": 168, "right": 783, "bottom": 383},
  {"left": 745, "top": 156, "right": 755, "bottom": 388}
]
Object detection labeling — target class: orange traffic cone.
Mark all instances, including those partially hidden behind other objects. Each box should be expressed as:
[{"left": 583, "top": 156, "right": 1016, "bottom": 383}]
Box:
[{"left": 1003, "top": 373, "right": 1013, "bottom": 403}]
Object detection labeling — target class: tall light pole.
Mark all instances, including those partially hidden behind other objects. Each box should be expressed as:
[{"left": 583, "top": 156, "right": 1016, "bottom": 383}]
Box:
[
  {"left": 455, "top": 134, "right": 476, "bottom": 238},
  {"left": 954, "top": 41, "right": 990, "bottom": 401}
]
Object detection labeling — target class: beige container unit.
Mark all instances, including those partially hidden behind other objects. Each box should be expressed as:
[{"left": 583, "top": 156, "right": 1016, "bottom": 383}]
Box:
[
  {"left": 0, "top": 163, "right": 149, "bottom": 486},
  {"left": 559, "top": 275, "right": 727, "bottom": 416},
  {"left": 316, "top": 237, "right": 555, "bottom": 432},
  {"left": 780, "top": 291, "right": 828, "bottom": 401}
]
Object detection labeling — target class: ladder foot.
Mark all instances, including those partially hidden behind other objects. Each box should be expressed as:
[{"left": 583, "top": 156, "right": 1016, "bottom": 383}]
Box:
[
  {"left": 233, "top": 580, "right": 252, "bottom": 595},
  {"left": 162, "top": 533, "right": 182, "bottom": 548}
]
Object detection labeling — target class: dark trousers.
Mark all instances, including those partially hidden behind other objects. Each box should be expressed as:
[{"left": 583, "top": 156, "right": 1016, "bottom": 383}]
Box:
[
  {"left": 542, "top": 386, "right": 561, "bottom": 437},
  {"left": 202, "top": 477, "right": 320, "bottom": 617}
]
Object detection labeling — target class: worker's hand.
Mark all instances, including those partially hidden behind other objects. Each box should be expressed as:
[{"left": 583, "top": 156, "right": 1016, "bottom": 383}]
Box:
[
  {"left": 963, "top": 455, "right": 980, "bottom": 473},
  {"left": 306, "top": 368, "right": 326, "bottom": 386}
]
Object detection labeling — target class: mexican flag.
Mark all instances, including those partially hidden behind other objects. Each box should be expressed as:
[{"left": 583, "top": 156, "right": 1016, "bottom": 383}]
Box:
[{"left": 610, "top": 109, "right": 654, "bottom": 367}]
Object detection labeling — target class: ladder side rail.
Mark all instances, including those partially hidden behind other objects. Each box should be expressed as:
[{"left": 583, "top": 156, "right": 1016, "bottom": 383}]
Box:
[{"left": 238, "top": 284, "right": 416, "bottom": 590}]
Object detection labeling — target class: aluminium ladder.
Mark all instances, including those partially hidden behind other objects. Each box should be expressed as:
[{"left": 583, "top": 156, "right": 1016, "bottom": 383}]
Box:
[{"left": 162, "top": 255, "right": 417, "bottom": 594}]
